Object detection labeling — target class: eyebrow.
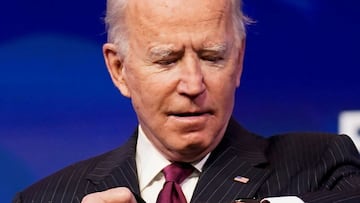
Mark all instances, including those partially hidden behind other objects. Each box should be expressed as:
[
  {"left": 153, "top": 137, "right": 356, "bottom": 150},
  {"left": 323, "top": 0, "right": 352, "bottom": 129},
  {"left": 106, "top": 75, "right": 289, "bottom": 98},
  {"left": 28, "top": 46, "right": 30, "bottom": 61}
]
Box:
[
  {"left": 148, "top": 42, "right": 228, "bottom": 59},
  {"left": 148, "top": 44, "right": 178, "bottom": 59},
  {"left": 202, "top": 43, "right": 227, "bottom": 53}
]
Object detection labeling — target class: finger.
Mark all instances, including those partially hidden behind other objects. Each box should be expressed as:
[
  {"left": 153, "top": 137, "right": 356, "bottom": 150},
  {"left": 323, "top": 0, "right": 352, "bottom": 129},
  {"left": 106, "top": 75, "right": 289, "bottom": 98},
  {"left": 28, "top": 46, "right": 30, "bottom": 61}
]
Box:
[{"left": 81, "top": 187, "right": 137, "bottom": 203}]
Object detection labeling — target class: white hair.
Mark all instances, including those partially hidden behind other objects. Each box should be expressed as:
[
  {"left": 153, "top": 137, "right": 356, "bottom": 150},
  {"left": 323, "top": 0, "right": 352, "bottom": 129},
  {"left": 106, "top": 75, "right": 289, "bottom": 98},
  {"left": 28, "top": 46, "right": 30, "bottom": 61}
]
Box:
[
  {"left": 104, "top": 0, "right": 249, "bottom": 56},
  {"left": 104, "top": 0, "right": 128, "bottom": 57}
]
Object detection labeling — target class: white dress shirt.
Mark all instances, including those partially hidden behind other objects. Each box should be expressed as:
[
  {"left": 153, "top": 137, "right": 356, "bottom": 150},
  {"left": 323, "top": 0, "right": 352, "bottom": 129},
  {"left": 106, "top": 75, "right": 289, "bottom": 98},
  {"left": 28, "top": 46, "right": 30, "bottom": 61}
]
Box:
[{"left": 136, "top": 126, "right": 209, "bottom": 203}]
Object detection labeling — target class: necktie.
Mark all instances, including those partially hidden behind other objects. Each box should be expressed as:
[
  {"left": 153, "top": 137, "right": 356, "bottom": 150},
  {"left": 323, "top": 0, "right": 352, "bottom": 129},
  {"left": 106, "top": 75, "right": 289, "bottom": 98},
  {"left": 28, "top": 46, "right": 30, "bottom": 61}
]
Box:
[{"left": 156, "top": 162, "right": 194, "bottom": 203}]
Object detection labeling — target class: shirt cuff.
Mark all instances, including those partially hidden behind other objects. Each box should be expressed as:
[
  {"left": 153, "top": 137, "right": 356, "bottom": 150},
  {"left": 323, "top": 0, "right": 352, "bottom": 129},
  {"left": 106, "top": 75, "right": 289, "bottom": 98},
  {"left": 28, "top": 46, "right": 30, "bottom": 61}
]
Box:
[{"left": 261, "top": 196, "right": 304, "bottom": 203}]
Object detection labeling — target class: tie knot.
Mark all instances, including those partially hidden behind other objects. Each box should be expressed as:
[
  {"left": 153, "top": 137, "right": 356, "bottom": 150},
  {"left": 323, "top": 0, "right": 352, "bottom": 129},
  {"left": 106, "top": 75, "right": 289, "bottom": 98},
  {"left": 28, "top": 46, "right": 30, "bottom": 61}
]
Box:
[{"left": 162, "top": 162, "right": 194, "bottom": 184}]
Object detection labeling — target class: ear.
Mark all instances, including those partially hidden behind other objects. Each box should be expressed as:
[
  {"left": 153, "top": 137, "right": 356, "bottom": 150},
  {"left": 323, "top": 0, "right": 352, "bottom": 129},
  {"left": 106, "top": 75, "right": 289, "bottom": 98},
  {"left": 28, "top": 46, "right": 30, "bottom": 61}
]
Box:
[
  {"left": 103, "top": 43, "right": 131, "bottom": 98},
  {"left": 235, "top": 38, "right": 246, "bottom": 87}
]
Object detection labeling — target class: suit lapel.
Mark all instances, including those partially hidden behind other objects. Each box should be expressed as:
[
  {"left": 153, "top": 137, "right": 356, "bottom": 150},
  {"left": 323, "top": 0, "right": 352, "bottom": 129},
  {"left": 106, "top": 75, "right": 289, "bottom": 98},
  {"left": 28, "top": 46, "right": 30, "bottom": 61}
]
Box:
[
  {"left": 85, "top": 131, "right": 141, "bottom": 194},
  {"left": 191, "top": 118, "right": 271, "bottom": 202}
]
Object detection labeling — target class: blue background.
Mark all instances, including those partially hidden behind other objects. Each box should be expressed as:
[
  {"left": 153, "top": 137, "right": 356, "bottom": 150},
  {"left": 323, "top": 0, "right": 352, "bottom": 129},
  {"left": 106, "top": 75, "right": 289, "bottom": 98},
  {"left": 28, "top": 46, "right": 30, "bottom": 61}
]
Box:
[{"left": 1, "top": 0, "right": 359, "bottom": 202}]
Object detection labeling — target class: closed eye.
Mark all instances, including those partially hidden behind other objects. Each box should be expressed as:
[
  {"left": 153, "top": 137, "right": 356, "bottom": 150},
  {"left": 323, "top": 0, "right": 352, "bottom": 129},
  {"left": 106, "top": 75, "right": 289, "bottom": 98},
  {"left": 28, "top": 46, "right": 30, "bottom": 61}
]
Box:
[
  {"left": 155, "top": 58, "right": 179, "bottom": 66},
  {"left": 201, "top": 56, "right": 224, "bottom": 63}
]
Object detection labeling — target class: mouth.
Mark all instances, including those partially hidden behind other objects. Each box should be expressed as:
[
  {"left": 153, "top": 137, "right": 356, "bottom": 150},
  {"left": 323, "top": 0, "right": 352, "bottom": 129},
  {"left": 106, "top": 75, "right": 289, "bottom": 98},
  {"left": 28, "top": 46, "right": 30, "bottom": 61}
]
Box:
[
  {"left": 173, "top": 112, "right": 208, "bottom": 117},
  {"left": 167, "top": 110, "right": 214, "bottom": 130},
  {"left": 168, "top": 110, "right": 214, "bottom": 118}
]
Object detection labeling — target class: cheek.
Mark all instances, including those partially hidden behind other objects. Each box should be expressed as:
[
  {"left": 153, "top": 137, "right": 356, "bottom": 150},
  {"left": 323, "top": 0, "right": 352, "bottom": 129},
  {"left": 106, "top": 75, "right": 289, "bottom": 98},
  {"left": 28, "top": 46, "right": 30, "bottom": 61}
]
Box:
[
  {"left": 124, "top": 70, "right": 152, "bottom": 114},
  {"left": 208, "top": 69, "right": 238, "bottom": 95},
  {"left": 205, "top": 71, "right": 238, "bottom": 119},
  {"left": 126, "top": 70, "right": 176, "bottom": 115}
]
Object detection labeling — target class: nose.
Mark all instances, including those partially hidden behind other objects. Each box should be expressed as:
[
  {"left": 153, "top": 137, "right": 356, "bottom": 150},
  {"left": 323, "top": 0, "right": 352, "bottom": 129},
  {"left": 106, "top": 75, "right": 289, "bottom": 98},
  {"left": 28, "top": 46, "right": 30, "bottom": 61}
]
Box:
[{"left": 176, "top": 54, "right": 206, "bottom": 98}]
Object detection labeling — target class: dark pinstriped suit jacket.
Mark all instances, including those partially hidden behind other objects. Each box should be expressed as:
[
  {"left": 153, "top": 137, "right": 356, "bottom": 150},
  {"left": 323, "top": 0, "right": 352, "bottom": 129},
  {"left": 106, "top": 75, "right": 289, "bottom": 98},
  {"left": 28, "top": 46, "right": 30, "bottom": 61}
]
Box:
[{"left": 13, "top": 118, "right": 360, "bottom": 203}]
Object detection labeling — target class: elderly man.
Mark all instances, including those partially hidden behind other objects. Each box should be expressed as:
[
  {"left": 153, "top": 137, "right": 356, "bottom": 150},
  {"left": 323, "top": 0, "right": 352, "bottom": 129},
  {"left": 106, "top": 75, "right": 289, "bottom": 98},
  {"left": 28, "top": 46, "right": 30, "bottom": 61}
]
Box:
[{"left": 13, "top": 0, "right": 360, "bottom": 203}]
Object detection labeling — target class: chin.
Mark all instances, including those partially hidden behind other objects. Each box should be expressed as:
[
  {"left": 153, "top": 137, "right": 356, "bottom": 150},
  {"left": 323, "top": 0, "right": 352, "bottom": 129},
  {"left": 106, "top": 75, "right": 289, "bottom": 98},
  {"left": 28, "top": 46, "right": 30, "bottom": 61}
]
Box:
[
  {"left": 171, "top": 148, "right": 208, "bottom": 163},
  {"left": 179, "top": 141, "right": 212, "bottom": 157}
]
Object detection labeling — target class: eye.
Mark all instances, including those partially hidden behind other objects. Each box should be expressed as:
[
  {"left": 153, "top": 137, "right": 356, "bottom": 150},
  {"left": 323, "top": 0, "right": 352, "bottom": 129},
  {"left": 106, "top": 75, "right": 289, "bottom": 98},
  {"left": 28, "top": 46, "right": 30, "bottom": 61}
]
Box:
[
  {"left": 201, "top": 55, "right": 224, "bottom": 63},
  {"left": 156, "top": 58, "right": 178, "bottom": 66},
  {"left": 154, "top": 55, "right": 181, "bottom": 66}
]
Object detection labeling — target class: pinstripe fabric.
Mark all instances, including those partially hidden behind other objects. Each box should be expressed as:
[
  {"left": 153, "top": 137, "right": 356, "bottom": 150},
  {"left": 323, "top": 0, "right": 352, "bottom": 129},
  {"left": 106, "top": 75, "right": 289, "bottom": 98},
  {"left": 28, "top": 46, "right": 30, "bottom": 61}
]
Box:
[
  {"left": 13, "top": 118, "right": 360, "bottom": 203},
  {"left": 190, "top": 120, "right": 271, "bottom": 202},
  {"left": 257, "top": 132, "right": 360, "bottom": 203},
  {"left": 13, "top": 132, "right": 141, "bottom": 203}
]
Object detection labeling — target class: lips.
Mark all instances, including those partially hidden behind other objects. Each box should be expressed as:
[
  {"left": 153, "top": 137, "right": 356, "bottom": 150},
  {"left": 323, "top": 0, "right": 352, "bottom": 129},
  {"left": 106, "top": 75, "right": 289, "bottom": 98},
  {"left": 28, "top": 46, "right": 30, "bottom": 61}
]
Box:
[
  {"left": 173, "top": 112, "right": 207, "bottom": 117},
  {"left": 168, "top": 109, "right": 214, "bottom": 117},
  {"left": 167, "top": 110, "right": 214, "bottom": 131}
]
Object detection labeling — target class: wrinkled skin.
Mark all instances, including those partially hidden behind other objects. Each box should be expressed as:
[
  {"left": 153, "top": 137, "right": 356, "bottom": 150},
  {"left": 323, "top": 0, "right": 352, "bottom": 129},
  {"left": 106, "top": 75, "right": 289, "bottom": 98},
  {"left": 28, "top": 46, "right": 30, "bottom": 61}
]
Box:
[{"left": 104, "top": 0, "right": 245, "bottom": 163}]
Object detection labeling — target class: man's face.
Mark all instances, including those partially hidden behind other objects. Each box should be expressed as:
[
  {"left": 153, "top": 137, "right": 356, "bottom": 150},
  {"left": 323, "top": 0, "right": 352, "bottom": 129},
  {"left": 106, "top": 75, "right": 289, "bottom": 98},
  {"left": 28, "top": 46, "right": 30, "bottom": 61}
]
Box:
[{"left": 104, "top": 0, "right": 245, "bottom": 162}]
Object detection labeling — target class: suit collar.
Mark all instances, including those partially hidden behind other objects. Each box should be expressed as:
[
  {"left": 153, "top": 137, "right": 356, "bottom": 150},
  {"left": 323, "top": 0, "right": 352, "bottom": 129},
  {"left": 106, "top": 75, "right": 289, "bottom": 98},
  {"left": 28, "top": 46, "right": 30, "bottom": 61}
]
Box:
[
  {"left": 191, "top": 118, "right": 271, "bottom": 202},
  {"left": 208, "top": 117, "right": 268, "bottom": 165}
]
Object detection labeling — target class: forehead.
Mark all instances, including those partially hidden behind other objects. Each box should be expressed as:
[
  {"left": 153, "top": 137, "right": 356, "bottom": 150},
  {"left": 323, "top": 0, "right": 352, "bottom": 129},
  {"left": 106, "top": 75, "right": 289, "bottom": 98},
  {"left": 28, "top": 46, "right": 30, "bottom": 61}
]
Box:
[
  {"left": 125, "top": 0, "right": 233, "bottom": 43},
  {"left": 130, "top": 0, "right": 229, "bottom": 21}
]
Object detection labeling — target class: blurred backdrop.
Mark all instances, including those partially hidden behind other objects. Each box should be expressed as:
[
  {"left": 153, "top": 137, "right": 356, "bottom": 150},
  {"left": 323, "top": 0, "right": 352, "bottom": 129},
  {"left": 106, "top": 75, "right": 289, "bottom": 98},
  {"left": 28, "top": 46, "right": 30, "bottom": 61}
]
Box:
[{"left": 1, "top": 0, "right": 359, "bottom": 202}]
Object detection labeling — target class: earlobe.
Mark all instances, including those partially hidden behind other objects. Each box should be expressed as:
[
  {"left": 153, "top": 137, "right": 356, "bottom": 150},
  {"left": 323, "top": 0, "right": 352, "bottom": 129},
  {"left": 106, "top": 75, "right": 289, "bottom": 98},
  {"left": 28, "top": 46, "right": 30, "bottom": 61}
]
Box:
[{"left": 103, "top": 43, "right": 131, "bottom": 97}]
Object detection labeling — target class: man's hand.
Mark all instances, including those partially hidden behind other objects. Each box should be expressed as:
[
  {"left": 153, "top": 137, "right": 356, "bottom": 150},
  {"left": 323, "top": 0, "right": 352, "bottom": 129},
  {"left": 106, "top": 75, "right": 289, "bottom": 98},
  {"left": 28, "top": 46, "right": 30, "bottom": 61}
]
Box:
[{"left": 81, "top": 187, "right": 137, "bottom": 203}]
